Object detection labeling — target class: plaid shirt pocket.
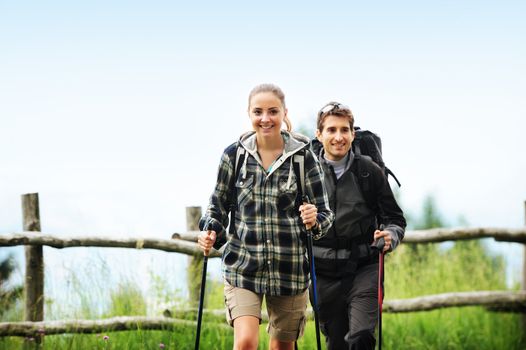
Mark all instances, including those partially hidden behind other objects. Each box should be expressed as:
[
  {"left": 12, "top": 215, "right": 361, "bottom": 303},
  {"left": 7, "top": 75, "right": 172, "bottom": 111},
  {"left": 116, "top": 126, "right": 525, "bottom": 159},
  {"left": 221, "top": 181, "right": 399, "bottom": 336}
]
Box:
[
  {"left": 235, "top": 174, "right": 254, "bottom": 208},
  {"left": 277, "top": 176, "right": 298, "bottom": 214}
]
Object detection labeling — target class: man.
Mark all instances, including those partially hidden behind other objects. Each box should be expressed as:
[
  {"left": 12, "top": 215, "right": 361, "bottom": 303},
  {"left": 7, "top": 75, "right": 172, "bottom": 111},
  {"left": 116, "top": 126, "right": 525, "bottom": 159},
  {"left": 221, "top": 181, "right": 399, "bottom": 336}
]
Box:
[{"left": 310, "top": 102, "right": 406, "bottom": 350}]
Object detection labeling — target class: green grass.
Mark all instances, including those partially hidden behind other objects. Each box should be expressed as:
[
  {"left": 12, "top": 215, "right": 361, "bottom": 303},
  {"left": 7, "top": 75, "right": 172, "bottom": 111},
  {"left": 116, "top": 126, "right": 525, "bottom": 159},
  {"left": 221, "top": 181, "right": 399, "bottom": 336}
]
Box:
[
  {"left": 378, "top": 240, "right": 525, "bottom": 350},
  {"left": 383, "top": 308, "right": 524, "bottom": 350},
  {"left": 1, "top": 240, "right": 524, "bottom": 349},
  {"left": 0, "top": 327, "right": 233, "bottom": 350}
]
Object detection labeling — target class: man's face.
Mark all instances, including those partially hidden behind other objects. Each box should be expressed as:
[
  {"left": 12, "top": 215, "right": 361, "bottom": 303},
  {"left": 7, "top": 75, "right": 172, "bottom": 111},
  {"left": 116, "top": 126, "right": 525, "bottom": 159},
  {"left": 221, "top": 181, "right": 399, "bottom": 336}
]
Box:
[{"left": 316, "top": 115, "right": 354, "bottom": 161}]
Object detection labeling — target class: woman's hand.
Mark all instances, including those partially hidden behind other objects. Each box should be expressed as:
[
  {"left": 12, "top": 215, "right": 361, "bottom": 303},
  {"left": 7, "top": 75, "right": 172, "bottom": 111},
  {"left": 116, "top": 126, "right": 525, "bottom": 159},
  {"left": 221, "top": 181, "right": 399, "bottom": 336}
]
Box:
[
  {"left": 197, "top": 230, "right": 216, "bottom": 256},
  {"left": 299, "top": 203, "right": 318, "bottom": 230}
]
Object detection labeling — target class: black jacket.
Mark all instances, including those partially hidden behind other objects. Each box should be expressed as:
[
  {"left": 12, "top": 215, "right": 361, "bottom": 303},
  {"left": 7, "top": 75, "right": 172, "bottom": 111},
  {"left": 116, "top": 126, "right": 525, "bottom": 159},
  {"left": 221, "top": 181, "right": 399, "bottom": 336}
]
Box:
[{"left": 312, "top": 140, "right": 406, "bottom": 278}]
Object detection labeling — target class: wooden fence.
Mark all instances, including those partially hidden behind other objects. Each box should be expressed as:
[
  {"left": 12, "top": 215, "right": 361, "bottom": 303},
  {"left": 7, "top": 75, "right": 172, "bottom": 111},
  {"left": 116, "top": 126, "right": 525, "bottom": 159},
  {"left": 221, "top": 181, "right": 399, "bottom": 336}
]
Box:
[{"left": 0, "top": 193, "right": 525, "bottom": 337}]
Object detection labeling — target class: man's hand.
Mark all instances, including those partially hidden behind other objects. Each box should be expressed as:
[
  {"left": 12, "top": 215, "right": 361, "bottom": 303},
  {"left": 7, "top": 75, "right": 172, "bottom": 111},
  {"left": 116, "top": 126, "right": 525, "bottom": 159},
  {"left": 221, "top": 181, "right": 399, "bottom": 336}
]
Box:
[
  {"left": 373, "top": 229, "right": 392, "bottom": 253},
  {"left": 197, "top": 230, "right": 216, "bottom": 256}
]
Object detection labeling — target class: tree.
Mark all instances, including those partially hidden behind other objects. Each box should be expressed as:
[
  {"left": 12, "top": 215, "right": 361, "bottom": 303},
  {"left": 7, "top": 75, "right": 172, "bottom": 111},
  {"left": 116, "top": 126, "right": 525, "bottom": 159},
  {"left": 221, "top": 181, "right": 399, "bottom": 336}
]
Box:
[
  {"left": 0, "top": 254, "right": 23, "bottom": 318},
  {"left": 414, "top": 194, "right": 446, "bottom": 230}
]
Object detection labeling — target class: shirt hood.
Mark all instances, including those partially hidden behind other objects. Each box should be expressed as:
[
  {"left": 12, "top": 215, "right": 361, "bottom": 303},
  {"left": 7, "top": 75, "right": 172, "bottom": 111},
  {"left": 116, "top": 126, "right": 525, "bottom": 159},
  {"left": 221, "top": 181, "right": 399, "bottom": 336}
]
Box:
[
  {"left": 237, "top": 130, "right": 310, "bottom": 178},
  {"left": 238, "top": 130, "right": 310, "bottom": 158}
]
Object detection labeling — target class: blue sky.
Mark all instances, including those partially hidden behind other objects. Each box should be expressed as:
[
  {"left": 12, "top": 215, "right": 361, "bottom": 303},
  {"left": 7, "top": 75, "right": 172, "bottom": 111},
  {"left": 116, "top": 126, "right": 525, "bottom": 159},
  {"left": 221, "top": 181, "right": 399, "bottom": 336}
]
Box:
[{"left": 1, "top": 1, "right": 525, "bottom": 311}]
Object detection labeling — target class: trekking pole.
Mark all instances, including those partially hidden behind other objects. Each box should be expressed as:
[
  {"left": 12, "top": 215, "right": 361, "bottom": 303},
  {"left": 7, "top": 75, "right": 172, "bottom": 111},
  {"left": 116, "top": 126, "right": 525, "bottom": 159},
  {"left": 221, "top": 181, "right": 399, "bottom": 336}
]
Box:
[
  {"left": 303, "top": 196, "right": 322, "bottom": 350},
  {"left": 377, "top": 246, "right": 384, "bottom": 350},
  {"left": 371, "top": 226, "right": 386, "bottom": 350},
  {"left": 194, "top": 242, "right": 209, "bottom": 350}
]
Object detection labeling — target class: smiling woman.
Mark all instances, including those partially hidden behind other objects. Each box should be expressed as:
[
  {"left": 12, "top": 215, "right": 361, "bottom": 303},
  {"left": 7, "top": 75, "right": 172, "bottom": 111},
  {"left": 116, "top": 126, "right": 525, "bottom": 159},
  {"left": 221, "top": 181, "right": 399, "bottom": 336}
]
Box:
[
  {"left": 247, "top": 86, "right": 289, "bottom": 170},
  {"left": 197, "top": 83, "right": 334, "bottom": 350},
  {"left": 248, "top": 83, "right": 291, "bottom": 130}
]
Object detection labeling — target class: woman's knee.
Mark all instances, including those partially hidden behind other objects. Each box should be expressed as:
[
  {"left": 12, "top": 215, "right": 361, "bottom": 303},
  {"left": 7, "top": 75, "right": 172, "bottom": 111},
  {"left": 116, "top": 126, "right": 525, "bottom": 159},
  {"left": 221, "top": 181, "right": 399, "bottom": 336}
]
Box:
[
  {"left": 233, "top": 316, "right": 260, "bottom": 350},
  {"left": 234, "top": 335, "right": 258, "bottom": 350}
]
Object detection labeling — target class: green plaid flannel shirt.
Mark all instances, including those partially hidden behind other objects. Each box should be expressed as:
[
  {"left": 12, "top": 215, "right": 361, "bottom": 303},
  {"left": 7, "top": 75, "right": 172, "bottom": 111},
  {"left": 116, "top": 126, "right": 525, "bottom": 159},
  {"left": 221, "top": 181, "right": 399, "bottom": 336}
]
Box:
[{"left": 200, "top": 131, "right": 333, "bottom": 296}]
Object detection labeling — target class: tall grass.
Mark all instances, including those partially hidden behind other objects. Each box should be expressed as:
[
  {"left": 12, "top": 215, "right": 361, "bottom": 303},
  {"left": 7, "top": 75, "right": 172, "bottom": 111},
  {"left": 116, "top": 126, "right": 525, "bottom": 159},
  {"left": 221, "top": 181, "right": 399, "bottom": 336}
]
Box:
[
  {"left": 380, "top": 240, "right": 524, "bottom": 350},
  {"left": 1, "top": 239, "right": 524, "bottom": 349}
]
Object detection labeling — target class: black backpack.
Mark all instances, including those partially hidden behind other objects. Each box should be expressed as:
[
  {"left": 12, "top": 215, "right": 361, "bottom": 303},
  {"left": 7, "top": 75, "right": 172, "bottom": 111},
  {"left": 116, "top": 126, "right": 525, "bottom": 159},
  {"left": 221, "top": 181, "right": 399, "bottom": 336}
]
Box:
[
  {"left": 352, "top": 127, "right": 401, "bottom": 187},
  {"left": 311, "top": 126, "right": 401, "bottom": 212}
]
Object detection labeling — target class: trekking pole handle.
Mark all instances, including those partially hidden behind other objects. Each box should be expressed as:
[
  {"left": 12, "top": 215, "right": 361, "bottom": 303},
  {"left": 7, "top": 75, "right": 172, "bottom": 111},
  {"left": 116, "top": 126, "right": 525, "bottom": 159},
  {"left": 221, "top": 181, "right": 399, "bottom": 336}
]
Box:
[
  {"left": 204, "top": 231, "right": 210, "bottom": 257},
  {"left": 302, "top": 195, "right": 313, "bottom": 230},
  {"left": 371, "top": 237, "right": 385, "bottom": 251},
  {"left": 371, "top": 224, "right": 386, "bottom": 251},
  {"left": 200, "top": 230, "right": 214, "bottom": 257}
]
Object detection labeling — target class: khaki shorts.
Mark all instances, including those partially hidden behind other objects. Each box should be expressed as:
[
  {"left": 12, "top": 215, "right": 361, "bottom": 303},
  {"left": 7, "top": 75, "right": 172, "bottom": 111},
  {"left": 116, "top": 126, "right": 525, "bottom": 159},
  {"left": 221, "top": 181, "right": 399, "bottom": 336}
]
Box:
[{"left": 224, "top": 282, "right": 308, "bottom": 342}]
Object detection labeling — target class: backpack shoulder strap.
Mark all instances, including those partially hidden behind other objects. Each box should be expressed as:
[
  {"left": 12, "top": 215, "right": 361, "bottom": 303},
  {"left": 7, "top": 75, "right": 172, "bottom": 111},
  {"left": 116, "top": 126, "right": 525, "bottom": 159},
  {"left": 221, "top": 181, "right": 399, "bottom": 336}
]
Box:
[
  {"left": 351, "top": 155, "right": 380, "bottom": 212},
  {"left": 292, "top": 148, "right": 308, "bottom": 242},
  {"left": 225, "top": 142, "right": 245, "bottom": 189},
  {"left": 385, "top": 166, "right": 401, "bottom": 187},
  {"left": 227, "top": 143, "right": 246, "bottom": 234},
  {"left": 234, "top": 145, "right": 246, "bottom": 179},
  {"left": 292, "top": 148, "right": 306, "bottom": 206}
]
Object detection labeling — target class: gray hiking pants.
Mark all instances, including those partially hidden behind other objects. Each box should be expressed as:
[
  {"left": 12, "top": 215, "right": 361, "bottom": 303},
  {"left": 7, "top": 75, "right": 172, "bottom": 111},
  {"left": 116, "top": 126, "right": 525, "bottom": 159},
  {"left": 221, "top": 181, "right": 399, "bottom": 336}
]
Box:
[{"left": 310, "top": 262, "right": 380, "bottom": 350}]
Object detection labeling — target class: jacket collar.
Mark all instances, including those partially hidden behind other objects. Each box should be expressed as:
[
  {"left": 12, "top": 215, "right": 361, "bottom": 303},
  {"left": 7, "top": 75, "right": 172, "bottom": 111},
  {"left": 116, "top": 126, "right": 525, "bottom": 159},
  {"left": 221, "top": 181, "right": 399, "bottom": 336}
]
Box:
[
  {"left": 239, "top": 130, "right": 309, "bottom": 159},
  {"left": 237, "top": 130, "right": 309, "bottom": 178}
]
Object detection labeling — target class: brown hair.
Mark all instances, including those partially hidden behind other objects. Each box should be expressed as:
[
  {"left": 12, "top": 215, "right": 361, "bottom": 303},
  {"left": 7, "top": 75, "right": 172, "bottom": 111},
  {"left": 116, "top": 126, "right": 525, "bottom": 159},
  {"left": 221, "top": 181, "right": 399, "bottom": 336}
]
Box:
[
  {"left": 248, "top": 83, "right": 292, "bottom": 132},
  {"left": 316, "top": 101, "right": 354, "bottom": 132}
]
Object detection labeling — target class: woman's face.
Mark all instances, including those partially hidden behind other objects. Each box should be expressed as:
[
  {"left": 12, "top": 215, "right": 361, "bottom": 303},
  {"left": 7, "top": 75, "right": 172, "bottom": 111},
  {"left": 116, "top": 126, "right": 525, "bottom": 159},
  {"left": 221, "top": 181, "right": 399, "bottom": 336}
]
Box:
[{"left": 248, "top": 92, "right": 286, "bottom": 140}]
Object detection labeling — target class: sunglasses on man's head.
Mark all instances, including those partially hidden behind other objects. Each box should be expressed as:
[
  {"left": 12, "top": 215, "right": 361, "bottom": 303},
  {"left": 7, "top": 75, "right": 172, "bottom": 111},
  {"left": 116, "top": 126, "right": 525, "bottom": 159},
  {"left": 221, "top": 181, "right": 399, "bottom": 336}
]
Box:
[{"left": 318, "top": 103, "right": 351, "bottom": 117}]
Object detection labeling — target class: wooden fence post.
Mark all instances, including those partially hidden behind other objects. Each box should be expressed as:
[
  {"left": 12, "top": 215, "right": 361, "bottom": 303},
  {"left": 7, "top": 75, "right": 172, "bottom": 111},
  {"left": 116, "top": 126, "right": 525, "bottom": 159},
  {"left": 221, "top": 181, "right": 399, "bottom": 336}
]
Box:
[
  {"left": 186, "top": 206, "right": 203, "bottom": 307},
  {"left": 22, "top": 193, "right": 44, "bottom": 322}
]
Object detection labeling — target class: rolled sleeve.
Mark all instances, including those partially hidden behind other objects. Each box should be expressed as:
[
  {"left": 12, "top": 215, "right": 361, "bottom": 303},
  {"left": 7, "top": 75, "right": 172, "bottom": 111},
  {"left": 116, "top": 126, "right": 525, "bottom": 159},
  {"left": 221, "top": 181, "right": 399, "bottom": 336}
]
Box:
[{"left": 385, "top": 224, "right": 404, "bottom": 251}]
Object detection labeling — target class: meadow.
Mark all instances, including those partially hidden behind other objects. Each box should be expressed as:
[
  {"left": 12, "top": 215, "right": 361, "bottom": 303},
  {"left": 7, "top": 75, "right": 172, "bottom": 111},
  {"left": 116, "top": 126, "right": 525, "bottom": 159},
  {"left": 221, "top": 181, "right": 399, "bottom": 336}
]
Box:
[{"left": 1, "top": 238, "right": 524, "bottom": 349}]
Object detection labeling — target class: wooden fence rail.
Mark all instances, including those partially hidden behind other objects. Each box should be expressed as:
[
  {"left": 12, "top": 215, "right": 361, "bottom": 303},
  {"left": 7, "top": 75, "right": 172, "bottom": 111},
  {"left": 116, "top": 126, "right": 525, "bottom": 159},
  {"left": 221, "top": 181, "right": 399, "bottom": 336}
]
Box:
[
  {"left": 403, "top": 227, "right": 526, "bottom": 244},
  {"left": 1, "top": 291, "right": 525, "bottom": 337},
  {"left": 0, "top": 232, "right": 221, "bottom": 257},
  {"left": 0, "top": 193, "right": 525, "bottom": 338},
  {"left": 0, "top": 316, "right": 229, "bottom": 337},
  {"left": 3, "top": 228, "right": 526, "bottom": 249}
]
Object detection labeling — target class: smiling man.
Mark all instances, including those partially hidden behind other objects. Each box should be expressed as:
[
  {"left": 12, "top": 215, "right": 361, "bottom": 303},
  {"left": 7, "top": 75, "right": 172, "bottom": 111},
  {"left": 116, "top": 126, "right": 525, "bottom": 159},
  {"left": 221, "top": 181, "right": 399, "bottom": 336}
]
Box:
[{"left": 310, "top": 102, "right": 406, "bottom": 350}]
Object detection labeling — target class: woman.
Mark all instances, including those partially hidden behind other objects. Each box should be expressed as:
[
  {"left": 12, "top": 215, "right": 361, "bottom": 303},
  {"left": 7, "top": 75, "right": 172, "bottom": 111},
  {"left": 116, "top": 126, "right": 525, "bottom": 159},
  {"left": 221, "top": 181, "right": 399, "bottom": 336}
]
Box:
[{"left": 198, "top": 83, "right": 333, "bottom": 350}]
